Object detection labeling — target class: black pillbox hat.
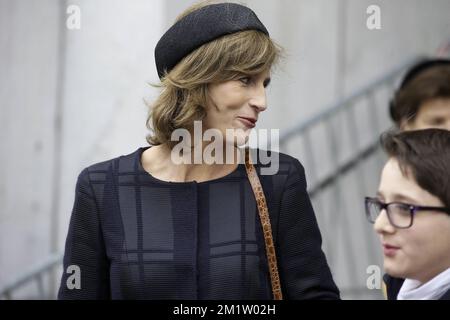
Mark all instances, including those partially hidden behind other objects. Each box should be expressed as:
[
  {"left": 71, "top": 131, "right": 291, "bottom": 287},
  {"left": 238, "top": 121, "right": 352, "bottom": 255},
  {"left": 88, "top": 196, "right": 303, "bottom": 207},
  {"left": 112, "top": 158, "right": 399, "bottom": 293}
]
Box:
[{"left": 154, "top": 3, "right": 269, "bottom": 79}]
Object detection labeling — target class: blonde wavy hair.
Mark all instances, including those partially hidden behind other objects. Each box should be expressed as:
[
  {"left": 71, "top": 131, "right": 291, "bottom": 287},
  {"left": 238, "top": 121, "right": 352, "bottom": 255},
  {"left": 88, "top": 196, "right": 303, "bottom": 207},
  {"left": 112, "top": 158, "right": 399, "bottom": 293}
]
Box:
[{"left": 146, "top": 0, "right": 283, "bottom": 149}]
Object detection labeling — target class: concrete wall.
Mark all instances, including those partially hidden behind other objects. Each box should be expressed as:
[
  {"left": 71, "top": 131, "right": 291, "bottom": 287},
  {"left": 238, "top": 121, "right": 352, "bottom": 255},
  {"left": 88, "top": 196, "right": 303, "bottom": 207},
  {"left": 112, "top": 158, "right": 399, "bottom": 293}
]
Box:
[{"left": 0, "top": 0, "right": 61, "bottom": 292}]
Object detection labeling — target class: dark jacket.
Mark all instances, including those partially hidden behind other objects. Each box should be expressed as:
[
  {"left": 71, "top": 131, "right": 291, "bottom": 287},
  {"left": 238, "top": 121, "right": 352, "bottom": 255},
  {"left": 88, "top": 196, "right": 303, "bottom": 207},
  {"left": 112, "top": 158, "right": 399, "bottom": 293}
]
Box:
[
  {"left": 58, "top": 147, "right": 340, "bottom": 299},
  {"left": 384, "top": 274, "right": 450, "bottom": 300}
]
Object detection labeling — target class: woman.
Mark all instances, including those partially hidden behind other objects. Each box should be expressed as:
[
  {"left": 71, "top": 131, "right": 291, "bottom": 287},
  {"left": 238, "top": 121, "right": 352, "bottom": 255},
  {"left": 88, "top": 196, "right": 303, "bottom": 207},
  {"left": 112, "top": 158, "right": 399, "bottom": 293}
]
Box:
[
  {"left": 389, "top": 58, "right": 450, "bottom": 131},
  {"left": 58, "top": 1, "right": 339, "bottom": 299},
  {"left": 365, "top": 129, "right": 450, "bottom": 300}
]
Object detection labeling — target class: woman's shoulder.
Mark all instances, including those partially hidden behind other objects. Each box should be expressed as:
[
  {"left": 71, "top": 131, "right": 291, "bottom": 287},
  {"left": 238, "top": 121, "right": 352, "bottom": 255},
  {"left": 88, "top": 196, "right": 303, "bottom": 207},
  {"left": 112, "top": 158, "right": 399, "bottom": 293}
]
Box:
[
  {"left": 80, "top": 147, "right": 145, "bottom": 176},
  {"left": 250, "top": 148, "right": 305, "bottom": 177}
]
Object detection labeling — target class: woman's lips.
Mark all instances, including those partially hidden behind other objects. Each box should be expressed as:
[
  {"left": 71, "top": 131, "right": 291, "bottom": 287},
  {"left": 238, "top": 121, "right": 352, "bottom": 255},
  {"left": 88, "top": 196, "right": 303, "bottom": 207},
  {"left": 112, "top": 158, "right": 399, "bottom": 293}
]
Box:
[
  {"left": 237, "top": 117, "right": 256, "bottom": 128},
  {"left": 383, "top": 243, "right": 400, "bottom": 257}
]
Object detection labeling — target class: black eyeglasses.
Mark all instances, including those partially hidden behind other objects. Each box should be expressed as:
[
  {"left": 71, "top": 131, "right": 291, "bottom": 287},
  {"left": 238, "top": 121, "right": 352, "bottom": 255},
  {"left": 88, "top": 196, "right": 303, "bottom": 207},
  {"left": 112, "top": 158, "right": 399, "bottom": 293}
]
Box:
[{"left": 364, "top": 197, "right": 450, "bottom": 229}]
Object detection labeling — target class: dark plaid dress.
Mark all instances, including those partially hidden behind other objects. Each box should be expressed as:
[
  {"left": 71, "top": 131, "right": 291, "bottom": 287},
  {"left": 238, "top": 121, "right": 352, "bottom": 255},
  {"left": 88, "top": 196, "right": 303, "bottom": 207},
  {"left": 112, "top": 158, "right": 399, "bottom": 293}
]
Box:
[{"left": 58, "top": 147, "right": 339, "bottom": 299}]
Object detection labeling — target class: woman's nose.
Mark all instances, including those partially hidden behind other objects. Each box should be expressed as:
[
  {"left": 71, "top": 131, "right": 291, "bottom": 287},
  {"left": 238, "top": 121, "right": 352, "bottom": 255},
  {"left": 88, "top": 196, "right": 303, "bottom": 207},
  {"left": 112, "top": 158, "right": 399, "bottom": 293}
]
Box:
[{"left": 249, "top": 85, "right": 267, "bottom": 112}]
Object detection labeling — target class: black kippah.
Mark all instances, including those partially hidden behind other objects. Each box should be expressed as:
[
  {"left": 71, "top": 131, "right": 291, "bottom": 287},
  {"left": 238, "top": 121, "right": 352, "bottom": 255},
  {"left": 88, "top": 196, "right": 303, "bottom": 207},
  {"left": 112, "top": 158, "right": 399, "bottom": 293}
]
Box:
[
  {"left": 398, "top": 58, "right": 450, "bottom": 90},
  {"left": 389, "top": 58, "right": 450, "bottom": 122},
  {"left": 154, "top": 3, "right": 269, "bottom": 79}
]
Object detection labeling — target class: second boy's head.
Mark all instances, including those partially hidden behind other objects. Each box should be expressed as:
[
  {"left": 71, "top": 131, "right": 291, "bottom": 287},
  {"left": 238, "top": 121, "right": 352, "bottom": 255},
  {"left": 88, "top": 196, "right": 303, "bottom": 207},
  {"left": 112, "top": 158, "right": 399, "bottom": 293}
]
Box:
[{"left": 390, "top": 59, "right": 450, "bottom": 131}]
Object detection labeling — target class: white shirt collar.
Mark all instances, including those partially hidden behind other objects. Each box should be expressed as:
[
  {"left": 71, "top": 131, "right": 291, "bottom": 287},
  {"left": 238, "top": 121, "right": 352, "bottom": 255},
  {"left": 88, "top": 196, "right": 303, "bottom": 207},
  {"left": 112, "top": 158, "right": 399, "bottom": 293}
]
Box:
[{"left": 397, "top": 267, "right": 450, "bottom": 300}]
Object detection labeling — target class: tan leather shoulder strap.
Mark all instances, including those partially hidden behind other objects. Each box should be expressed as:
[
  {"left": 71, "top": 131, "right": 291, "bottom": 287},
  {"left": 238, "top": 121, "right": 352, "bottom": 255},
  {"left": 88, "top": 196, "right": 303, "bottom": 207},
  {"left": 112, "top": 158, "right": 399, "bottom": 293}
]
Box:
[{"left": 244, "top": 148, "right": 283, "bottom": 300}]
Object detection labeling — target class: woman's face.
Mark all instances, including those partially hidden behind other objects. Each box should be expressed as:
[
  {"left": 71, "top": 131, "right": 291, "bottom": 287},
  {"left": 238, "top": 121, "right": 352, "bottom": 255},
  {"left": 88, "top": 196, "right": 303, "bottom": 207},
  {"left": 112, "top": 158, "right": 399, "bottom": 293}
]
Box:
[
  {"left": 203, "top": 70, "right": 271, "bottom": 147},
  {"left": 374, "top": 158, "right": 450, "bottom": 283},
  {"left": 403, "top": 98, "right": 450, "bottom": 131}
]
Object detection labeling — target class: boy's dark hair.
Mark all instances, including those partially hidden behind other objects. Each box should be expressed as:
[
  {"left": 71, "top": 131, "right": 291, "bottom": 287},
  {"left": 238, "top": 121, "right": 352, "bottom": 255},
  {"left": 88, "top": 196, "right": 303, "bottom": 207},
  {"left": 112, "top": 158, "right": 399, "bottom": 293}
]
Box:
[
  {"left": 389, "top": 59, "right": 450, "bottom": 126},
  {"left": 380, "top": 129, "right": 450, "bottom": 208}
]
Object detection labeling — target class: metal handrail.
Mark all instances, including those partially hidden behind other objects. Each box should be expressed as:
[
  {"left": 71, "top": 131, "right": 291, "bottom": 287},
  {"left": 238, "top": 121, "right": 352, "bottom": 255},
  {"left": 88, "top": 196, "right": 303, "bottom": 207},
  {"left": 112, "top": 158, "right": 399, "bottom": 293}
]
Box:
[
  {"left": 279, "top": 56, "right": 424, "bottom": 146},
  {"left": 0, "top": 253, "right": 63, "bottom": 300},
  {"left": 308, "top": 141, "right": 380, "bottom": 198}
]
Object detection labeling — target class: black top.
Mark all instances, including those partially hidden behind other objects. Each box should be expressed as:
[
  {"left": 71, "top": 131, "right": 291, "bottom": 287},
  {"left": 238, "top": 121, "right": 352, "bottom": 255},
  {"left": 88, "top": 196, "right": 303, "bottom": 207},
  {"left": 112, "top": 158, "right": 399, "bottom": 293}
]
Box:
[
  {"left": 58, "top": 147, "right": 340, "bottom": 299},
  {"left": 384, "top": 274, "right": 450, "bottom": 300}
]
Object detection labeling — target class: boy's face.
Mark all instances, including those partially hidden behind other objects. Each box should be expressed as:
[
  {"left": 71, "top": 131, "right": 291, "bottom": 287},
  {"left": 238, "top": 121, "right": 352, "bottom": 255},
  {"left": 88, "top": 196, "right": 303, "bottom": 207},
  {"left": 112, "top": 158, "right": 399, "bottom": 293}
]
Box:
[
  {"left": 374, "top": 158, "right": 450, "bottom": 283},
  {"left": 403, "top": 98, "right": 450, "bottom": 131}
]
